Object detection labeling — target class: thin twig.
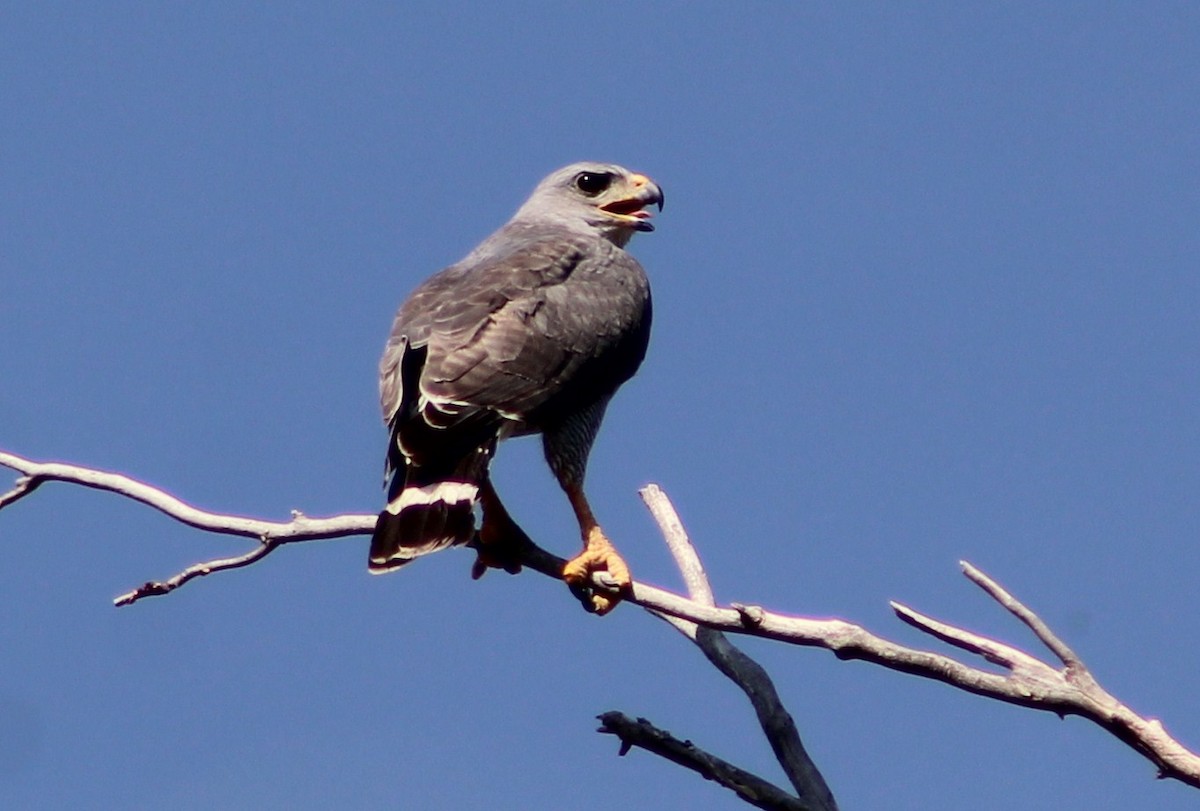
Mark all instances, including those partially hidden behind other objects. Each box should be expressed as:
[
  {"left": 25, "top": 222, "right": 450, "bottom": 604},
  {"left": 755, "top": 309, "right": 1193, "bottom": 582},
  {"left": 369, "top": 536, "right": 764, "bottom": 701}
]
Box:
[
  {"left": 891, "top": 601, "right": 1059, "bottom": 678},
  {"left": 114, "top": 538, "right": 281, "bottom": 606},
  {"left": 960, "top": 561, "right": 1084, "bottom": 670}
]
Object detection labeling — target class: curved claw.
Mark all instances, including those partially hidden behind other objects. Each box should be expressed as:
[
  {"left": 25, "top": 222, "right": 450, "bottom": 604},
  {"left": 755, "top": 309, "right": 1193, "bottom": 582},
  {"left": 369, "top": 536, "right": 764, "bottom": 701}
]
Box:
[
  {"left": 470, "top": 487, "right": 529, "bottom": 580},
  {"left": 567, "top": 578, "right": 599, "bottom": 613},
  {"left": 562, "top": 527, "right": 631, "bottom": 615}
]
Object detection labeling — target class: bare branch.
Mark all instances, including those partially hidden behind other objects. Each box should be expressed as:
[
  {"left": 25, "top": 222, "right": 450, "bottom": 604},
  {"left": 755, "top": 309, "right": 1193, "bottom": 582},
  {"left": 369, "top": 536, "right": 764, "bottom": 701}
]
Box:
[
  {"left": 596, "top": 712, "right": 813, "bottom": 811},
  {"left": 0, "top": 450, "right": 376, "bottom": 541},
  {"left": 891, "top": 601, "right": 1059, "bottom": 678},
  {"left": 641, "top": 483, "right": 714, "bottom": 604},
  {"left": 3, "top": 448, "right": 1199, "bottom": 789},
  {"left": 960, "top": 561, "right": 1085, "bottom": 670},
  {"left": 114, "top": 537, "right": 281, "bottom": 606},
  {"left": 640, "top": 485, "right": 838, "bottom": 811},
  {"left": 0, "top": 450, "right": 374, "bottom": 604}
]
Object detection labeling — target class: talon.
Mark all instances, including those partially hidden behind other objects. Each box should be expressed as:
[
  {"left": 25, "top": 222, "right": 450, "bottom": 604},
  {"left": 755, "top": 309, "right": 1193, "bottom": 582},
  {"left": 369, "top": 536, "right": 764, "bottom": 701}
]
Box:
[
  {"left": 567, "top": 579, "right": 598, "bottom": 613},
  {"left": 562, "top": 526, "right": 631, "bottom": 615},
  {"left": 471, "top": 537, "right": 524, "bottom": 580},
  {"left": 471, "top": 482, "right": 527, "bottom": 579}
]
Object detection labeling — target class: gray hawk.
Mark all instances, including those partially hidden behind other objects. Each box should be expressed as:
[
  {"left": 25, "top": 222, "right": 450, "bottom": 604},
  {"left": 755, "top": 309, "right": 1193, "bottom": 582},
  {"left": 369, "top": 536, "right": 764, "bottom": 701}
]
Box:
[{"left": 369, "top": 162, "right": 663, "bottom": 614}]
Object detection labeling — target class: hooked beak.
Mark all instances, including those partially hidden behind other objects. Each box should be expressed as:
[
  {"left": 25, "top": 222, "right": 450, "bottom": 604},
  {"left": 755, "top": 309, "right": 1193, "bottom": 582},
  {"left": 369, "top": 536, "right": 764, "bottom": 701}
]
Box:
[{"left": 600, "top": 173, "right": 665, "bottom": 232}]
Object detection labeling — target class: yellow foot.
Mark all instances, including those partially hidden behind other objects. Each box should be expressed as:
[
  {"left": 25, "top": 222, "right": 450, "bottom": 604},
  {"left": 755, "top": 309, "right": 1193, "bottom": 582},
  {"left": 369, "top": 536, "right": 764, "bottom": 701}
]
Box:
[{"left": 562, "top": 527, "right": 632, "bottom": 615}]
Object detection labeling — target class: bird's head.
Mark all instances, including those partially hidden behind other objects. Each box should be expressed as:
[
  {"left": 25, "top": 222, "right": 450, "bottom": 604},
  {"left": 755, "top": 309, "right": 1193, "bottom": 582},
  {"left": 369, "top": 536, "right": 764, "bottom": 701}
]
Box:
[{"left": 515, "top": 162, "right": 665, "bottom": 247}]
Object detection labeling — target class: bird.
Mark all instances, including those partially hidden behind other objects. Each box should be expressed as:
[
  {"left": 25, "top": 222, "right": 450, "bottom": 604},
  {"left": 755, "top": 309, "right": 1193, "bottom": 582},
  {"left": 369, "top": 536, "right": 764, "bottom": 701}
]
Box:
[{"left": 369, "top": 162, "right": 663, "bottom": 614}]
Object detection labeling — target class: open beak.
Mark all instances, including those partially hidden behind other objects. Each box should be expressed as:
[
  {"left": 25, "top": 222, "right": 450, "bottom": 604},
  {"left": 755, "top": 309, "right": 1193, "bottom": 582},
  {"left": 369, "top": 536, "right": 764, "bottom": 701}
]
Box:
[{"left": 600, "top": 174, "right": 665, "bottom": 232}]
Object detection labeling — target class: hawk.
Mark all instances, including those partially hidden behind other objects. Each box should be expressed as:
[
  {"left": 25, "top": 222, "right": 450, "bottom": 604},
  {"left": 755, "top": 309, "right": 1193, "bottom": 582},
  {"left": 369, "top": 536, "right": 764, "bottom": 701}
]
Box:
[{"left": 369, "top": 162, "right": 663, "bottom": 613}]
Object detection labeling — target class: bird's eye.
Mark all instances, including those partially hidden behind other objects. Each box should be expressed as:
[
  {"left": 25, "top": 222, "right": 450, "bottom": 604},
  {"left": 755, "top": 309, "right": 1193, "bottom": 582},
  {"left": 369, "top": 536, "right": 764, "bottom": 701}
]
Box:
[{"left": 574, "top": 172, "right": 613, "bottom": 196}]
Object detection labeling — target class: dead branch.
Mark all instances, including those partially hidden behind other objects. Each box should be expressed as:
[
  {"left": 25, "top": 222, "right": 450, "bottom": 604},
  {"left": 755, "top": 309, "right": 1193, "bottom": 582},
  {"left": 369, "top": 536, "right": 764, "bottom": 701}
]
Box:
[
  {"left": 114, "top": 537, "right": 282, "bottom": 606},
  {"left": 2, "top": 448, "right": 1198, "bottom": 790},
  {"left": 0, "top": 450, "right": 374, "bottom": 606},
  {"left": 596, "top": 711, "right": 813, "bottom": 811},
  {"left": 638, "top": 484, "right": 838, "bottom": 811}
]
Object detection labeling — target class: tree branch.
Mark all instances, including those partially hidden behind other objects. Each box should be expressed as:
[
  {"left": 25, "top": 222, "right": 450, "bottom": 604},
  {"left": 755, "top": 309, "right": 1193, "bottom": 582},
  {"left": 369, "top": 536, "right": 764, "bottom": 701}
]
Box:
[
  {"left": 0, "top": 450, "right": 374, "bottom": 605},
  {"left": 596, "top": 711, "right": 813, "bottom": 811},
  {"left": 3, "top": 448, "right": 1198, "bottom": 790},
  {"left": 639, "top": 485, "right": 838, "bottom": 811},
  {"left": 113, "top": 536, "right": 282, "bottom": 606}
]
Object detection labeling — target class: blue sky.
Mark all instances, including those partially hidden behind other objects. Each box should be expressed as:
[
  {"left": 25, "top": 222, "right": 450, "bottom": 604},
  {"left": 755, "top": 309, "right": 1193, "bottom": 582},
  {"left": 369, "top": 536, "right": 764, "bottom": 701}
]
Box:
[{"left": 3, "top": 3, "right": 1199, "bottom": 808}]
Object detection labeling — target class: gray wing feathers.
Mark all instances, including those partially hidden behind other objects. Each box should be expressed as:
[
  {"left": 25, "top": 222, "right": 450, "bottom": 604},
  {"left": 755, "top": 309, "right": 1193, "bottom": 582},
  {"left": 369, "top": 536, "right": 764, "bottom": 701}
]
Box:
[{"left": 380, "top": 230, "right": 649, "bottom": 427}]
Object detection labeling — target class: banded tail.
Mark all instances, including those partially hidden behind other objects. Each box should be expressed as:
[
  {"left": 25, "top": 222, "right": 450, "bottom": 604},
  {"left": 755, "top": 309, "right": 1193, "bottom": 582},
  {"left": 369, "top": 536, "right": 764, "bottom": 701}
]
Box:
[{"left": 368, "top": 449, "right": 488, "bottom": 573}]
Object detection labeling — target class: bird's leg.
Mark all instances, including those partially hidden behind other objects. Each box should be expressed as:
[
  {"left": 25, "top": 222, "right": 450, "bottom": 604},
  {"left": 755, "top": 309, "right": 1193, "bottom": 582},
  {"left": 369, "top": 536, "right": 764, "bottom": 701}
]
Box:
[
  {"left": 470, "top": 479, "right": 527, "bottom": 579},
  {"left": 561, "top": 485, "right": 632, "bottom": 615}
]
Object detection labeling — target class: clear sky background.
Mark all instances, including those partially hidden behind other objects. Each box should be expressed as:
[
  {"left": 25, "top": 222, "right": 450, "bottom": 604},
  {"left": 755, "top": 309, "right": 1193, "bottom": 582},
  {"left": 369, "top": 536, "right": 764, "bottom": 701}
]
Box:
[{"left": 2, "top": 4, "right": 1198, "bottom": 809}]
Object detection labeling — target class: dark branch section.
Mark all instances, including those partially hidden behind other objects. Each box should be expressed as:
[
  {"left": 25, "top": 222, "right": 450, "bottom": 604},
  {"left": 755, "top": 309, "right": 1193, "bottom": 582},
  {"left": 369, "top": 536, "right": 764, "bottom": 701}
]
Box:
[
  {"left": 693, "top": 628, "right": 837, "bottom": 810},
  {"left": 597, "top": 712, "right": 814, "bottom": 811}
]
